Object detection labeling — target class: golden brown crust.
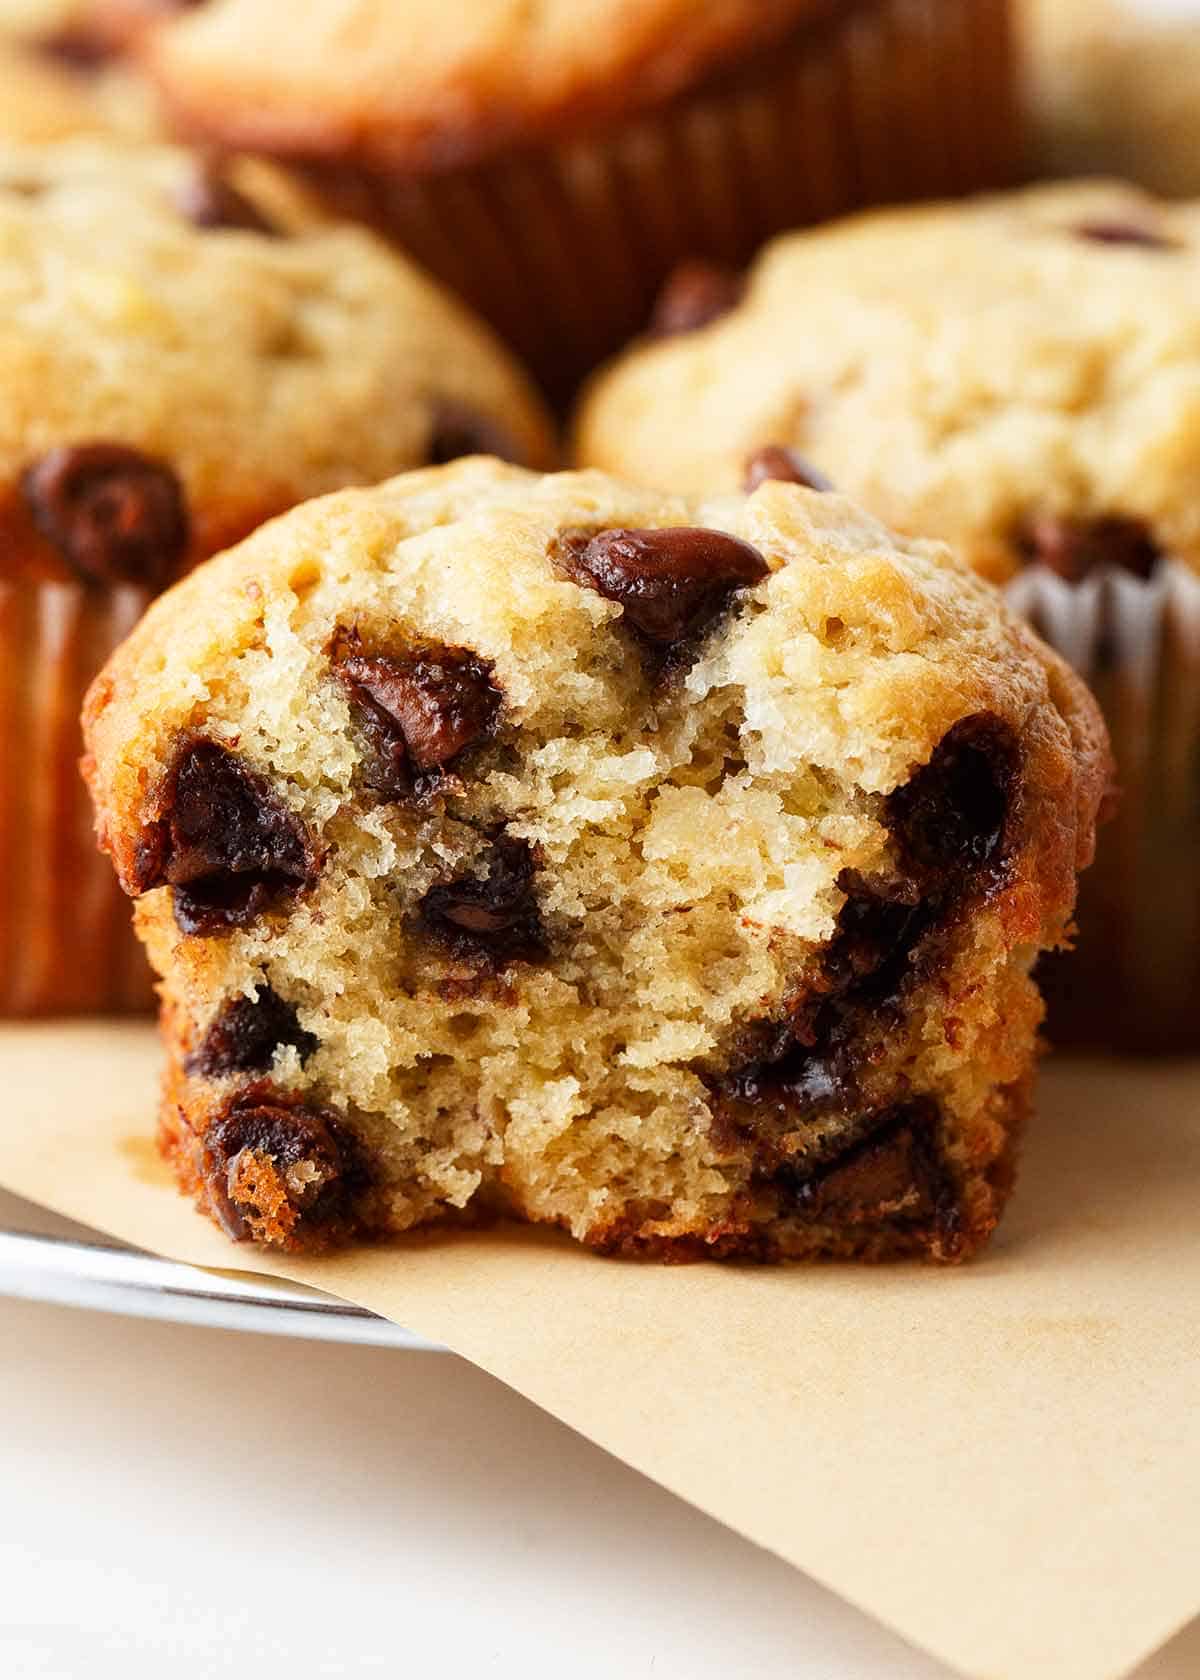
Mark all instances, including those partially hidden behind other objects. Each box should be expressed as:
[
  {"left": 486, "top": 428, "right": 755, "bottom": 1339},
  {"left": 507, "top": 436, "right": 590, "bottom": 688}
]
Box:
[
  {"left": 134, "top": 0, "right": 832, "bottom": 171},
  {"left": 85, "top": 462, "right": 1108, "bottom": 1262}
]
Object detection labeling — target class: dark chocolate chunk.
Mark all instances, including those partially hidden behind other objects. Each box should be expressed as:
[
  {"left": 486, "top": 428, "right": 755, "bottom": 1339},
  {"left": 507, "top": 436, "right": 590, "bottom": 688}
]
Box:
[
  {"left": 134, "top": 739, "right": 316, "bottom": 934},
  {"left": 1074, "top": 220, "right": 1176, "bottom": 251},
  {"left": 334, "top": 642, "right": 501, "bottom": 797},
  {"left": 887, "top": 714, "right": 1019, "bottom": 884},
  {"left": 176, "top": 163, "right": 278, "bottom": 234},
  {"left": 649, "top": 260, "right": 745, "bottom": 337},
  {"left": 419, "top": 837, "right": 544, "bottom": 964},
  {"left": 22, "top": 442, "right": 188, "bottom": 589},
  {"left": 556, "top": 525, "right": 767, "bottom": 647},
  {"left": 1015, "top": 513, "right": 1161, "bottom": 583},
  {"left": 185, "top": 985, "right": 317, "bottom": 1077},
  {"left": 427, "top": 397, "right": 524, "bottom": 466},
  {"left": 742, "top": 445, "right": 834, "bottom": 494},
  {"left": 779, "top": 1101, "right": 956, "bottom": 1232},
  {"left": 823, "top": 877, "right": 938, "bottom": 1002},
  {"left": 200, "top": 1095, "right": 369, "bottom": 1245}
]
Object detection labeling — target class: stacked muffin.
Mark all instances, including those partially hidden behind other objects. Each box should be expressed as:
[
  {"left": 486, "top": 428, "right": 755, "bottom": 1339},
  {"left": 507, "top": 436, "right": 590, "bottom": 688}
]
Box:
[{"left": 2, "top": 0, "right": 1181, "bottom": 1261}]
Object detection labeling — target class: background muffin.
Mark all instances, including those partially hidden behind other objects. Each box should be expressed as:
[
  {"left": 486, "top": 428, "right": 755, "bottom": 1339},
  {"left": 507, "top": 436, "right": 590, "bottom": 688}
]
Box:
[
  {"left": 0, "top": 136, "right": 554, "bottom": 1016},
  {"left": 1024, "top": 0, "right": 1200, "bottom": 199},
  {"left": 83, "top": 460, "right": 1107, "bottom": 1261},
  {"left": 115, "top": 0, "right": 1020, "bottom": 400},
  {"left": 574, "top": 179, "right": 1200, "bottom": 1050}
]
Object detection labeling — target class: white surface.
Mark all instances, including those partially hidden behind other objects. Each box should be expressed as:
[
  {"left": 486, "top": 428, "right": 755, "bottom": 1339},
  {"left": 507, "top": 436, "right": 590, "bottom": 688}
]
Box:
[{"left": 2, "top": 1289, "right": 1197, "bottom": 1679}]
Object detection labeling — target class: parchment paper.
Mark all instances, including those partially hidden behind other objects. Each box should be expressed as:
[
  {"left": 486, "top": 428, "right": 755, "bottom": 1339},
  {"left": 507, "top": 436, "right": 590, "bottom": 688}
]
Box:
[{"left": 0, "top": 1022, "right": 1196, "bottom": 1680}]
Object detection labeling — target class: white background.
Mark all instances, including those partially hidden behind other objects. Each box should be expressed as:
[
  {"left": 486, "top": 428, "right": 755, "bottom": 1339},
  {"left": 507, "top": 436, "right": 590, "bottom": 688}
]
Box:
[{"left": 4, "top": 1281, "right": 1199, "bottom": 1678}]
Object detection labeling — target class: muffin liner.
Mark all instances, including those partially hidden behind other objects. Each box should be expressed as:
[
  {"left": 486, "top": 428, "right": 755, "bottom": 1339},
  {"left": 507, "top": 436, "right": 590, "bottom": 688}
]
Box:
[
  {"left": 0, "top": 574, "right": 154, "bottom": 1015},
  {"left": 292, "top": 0, "right": 1018, "bottom": 398},
  {"left": 1006, "top": 561, "right": 1200, "bottom": 1053}
]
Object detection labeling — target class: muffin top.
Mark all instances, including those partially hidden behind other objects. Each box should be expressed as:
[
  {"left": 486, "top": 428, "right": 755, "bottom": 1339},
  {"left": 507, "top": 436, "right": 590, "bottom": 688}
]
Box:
[
  {"left": 127, "top": 0, "right": 817, "bottom": 169},
  {"left": 84, "top": 457, "right": 1109, "bottom": 959},
  {"left": 575, "top": 180, "right": 1200, "bottom": 583},
  {"left": 0, "top": 137, "right": 555, "bottom": 586}
]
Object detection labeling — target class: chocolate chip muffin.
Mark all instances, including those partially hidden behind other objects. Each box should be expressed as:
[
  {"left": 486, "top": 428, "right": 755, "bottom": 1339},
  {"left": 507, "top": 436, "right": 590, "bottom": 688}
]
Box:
[
  {"left": 575, "top": 179, "right": 1200, "bottom": 1050},
  {"left": 114, "top": 0, "right": 1021, "bottom": 400},
  {"left": 82, "top": 460, "right": 1108, "bottom": 1261},
  {"left": 0, "top": 137, "right": 554, "bottom": 1016}
]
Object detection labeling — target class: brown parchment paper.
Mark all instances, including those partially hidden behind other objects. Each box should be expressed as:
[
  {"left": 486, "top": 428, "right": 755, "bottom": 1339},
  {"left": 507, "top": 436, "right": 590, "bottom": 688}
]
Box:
[{"left": 1, "top": 1022, "right": 1197, "bottom": 1680}]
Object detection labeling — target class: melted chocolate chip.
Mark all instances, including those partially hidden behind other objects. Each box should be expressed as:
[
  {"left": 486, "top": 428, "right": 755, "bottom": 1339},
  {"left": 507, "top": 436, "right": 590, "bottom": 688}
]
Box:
[
  {"left": 185, "top": 985, "right": 317, "bottom": 1078},
  {"left": 419, "top": 837, "right": 544, "bottom": 964},
  {"left": 135, "top": 740, "right": 316, "bottom": 935},
  {"left": 427, "top": 398, "right": 523, "bottom": 466},
  {"left": 200, "top": 1095, "right": 369, "bottom": 1245},
  {"left": 556, "top": 526, "right": 767, "bottom": 648},
  {"left": 778, "top": 1101, "right": 957, "bottom": 1233},
  {"left": 1015, "top": 513, "right": 1161, "bottom": 583},
  {"left": 887, "top": 714, "right": 1019, "bottom": 885},
  {"left": 334, "top": 642, "right": 501, "bottom": 797},
  {"left": 649, "top": 260, "right": 745, "bottom": 336},
  {"left": 176, "top": 164, "right": 278, "bottom": 234},
  {"left": 22, "top": 443, "right": 188, "bottom": 589},
  {"left": 742, "top": 445, "right": 834, "bottom": 494},
  {"left": 1075, "top": 220, "right": 1176, "bottom": 251}
]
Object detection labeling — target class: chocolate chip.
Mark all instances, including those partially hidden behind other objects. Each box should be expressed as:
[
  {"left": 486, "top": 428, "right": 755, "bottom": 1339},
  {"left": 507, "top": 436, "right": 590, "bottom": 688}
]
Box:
[
  {"left": 779, "top": 1101, "right": 956, "bottom": 1232},
  {"left": 185, "top": 985, "right": 317, "bottom": 1077},
  {"left": 823, "top": 877, "right": 937, "bottom": 1002},
  {"left": 1074, "top": 220, "right": 1176, "bottom": 251},
  {"left": 200, "top": 1095, "right": 370, "bottom": 1246},
  {"left": 334, "top": 641, "right": 501, "bottom": 797},
  {"left": 426, "top": 398, "right": 524, "bottom": 466},
  {"left": 1015, "top": 513, "right": 1161, "bottom": 583},
  {"left": 556, "top": 525, "right": 768, "bottom": 648},
  {"left": 176, "top": 163, "right": 278, "bottom": 234},
  {"left": 742, "top": 446, "right": 834, "bottom": 494},
  {"left": 35, "top": 28, "right": 114, "bottom": 70},
  {"left": 136, "top": 739, "right": 316, "bottom": 934},
  {"left": 22, "top": 443, "right": 189, "bottom": 589},
  {"left": 887, "top": 714, "right": 1019, "bottom": 885},
  {"left": 419, "top": 837, "right": 544, "bottom": 964},
  {"left": 649, "top": 260, "right": 745, "bottom": 337}
]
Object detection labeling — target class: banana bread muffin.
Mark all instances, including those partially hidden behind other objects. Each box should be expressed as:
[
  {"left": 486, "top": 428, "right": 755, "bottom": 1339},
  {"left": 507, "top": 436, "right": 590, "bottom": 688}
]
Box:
[
  {"left": 83, "top": 460, "right": 1108, "bottom": 1261},
  {"left": 117, "top": 0, "right": 1020, "bottom": 398},
  {"left": 575, "top": 179, "right": 1200, "bottom": 1049},
  {"left": 0, "top": 137, "right": 554, "bottom": 1016}
]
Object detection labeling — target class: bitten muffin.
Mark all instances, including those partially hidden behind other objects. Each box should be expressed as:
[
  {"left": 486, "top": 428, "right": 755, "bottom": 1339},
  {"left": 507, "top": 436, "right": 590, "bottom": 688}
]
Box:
[
  {"left": 113, "top": 0, "right": 1020, "bottom": 399},
  {"left": 575, "top": 179, "right": 1200, "bottom": 1050},
  {"left": 0, "top": 137, "right": 554, "bottom": 1016},
  {"left": 83, "top": 460, "right": 1107, "bottom": 1262},
  {"left": 1024, "top": 0, "right": 1200, "bottom": 200}
]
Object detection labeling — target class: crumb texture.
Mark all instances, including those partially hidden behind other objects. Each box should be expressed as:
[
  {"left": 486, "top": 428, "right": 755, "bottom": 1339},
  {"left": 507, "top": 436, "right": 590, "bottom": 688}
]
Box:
[{"left": 83, "top": 461, "right": 1109, "bottom": 1262}]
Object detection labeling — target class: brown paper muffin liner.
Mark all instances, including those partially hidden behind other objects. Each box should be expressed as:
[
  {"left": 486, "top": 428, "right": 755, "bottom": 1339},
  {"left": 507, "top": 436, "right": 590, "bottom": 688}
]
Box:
[
  {"left": 1006, "top": 562, "right": 1200, "bottom": 1053},
  {"left": 291, "top": 0, "right": 1018, "bottom": 399},
  {"left": 0, "top": 576, "right": 154, "bottom": 1016}
]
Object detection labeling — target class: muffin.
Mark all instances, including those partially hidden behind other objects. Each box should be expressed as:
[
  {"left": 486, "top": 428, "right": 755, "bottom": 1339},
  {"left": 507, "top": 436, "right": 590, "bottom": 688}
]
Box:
[
  {"left": 110, "top": 0, "right": 1021, "bottom": 400},
  {"left": 1024, "top": 0, "right": 1200, "bottom": 199},
  {"left": 574, "top": 178, "right": 1200, "bottom": 1050},
  {"left": 82, "top": 460, "right": 1107, "bottom": 1261},
  {"left": 0, "top": 137, "right": 554, "bottom": 1016}
]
